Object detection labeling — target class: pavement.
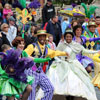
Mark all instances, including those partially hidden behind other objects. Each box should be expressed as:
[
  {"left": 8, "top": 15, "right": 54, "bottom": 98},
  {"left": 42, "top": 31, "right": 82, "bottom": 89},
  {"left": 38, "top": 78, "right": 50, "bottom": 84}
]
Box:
[
  {"left": 0, "top": 85, "right": 100, "bottom": 100},
  {"left": 92, "top": 70, "right": 100, "bottom": 100},
  {"left": 96, "top": 87, "right": 100, "bottom": 100}
]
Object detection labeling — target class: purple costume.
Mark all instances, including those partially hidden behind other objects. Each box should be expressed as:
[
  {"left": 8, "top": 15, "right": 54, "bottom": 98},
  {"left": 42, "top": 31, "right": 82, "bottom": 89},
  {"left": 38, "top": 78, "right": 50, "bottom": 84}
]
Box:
[
  {"left": 73, "top": 36, "right": 100, "bottom": 68},
  {"left": 26, "top": 67, "right": 54, "bottom": 100},
  {"left": 0, "top": 49, "right": 34, "bottom": 99},
  {"left": 25, "top": 42, "right": 54, "bottom": 100}
]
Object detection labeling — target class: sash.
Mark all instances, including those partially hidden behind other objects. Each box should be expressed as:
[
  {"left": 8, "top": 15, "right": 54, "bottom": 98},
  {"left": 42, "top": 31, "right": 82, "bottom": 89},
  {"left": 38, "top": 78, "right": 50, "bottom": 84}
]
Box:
[{"left": 32, "top": 42, "right": 48, "bottom": 58}]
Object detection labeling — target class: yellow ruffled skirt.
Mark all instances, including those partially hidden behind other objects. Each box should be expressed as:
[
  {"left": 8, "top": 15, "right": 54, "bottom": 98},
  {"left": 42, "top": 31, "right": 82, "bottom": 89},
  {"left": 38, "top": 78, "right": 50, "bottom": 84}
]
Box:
[
  {"left": 83, "top": 53, "right": 100, "bottom": 75},
  {"left": 92, "top": 72, "right": 100, "bottom": 88}
]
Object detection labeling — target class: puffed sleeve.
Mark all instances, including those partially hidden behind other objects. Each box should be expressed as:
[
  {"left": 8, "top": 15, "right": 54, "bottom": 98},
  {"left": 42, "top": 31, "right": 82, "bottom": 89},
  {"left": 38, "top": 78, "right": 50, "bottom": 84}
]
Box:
[
  {"left": 56, "top": 42, "right": 66, "bottom": 51},
  {"left": 24, "top": 44, "right": 34, "bottom": 56},
  {"left": 81, "top": 45, "right": 98, "bottom": 54},
  {"left": 47, "top": 48, "right": 66, "bottom": 59}
]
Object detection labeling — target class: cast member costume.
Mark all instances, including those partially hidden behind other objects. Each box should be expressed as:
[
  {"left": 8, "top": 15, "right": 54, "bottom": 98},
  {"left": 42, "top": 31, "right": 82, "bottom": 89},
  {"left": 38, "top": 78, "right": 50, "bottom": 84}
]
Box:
[
  {"left": 25, "top": 30, "right": 67, "bottom": 100},
  {"left": 36, "top": 41, "right": 98, "bottom": 100},
  {"left": 73, "top": 36, "right": 100, "bottom": 68}
]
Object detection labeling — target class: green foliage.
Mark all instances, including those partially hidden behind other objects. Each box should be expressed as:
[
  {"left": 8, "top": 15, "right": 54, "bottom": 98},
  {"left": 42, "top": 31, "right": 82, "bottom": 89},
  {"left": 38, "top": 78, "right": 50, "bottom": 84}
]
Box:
[
  {"left": 52, "top": 0, "right": 71, "bottom": 5},
  {"left": 52, "top": 0, "right": 94, "bottom": 5}
]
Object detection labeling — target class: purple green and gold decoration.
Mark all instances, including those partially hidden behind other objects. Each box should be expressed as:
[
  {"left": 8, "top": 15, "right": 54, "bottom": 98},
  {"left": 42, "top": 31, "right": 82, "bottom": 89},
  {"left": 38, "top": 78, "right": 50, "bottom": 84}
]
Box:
[
  {"left": 59, "top": 7, "right": 85, "bottom": 17},
  {"left": 17, "top": 9, "right": 32, "bottom": 38}
]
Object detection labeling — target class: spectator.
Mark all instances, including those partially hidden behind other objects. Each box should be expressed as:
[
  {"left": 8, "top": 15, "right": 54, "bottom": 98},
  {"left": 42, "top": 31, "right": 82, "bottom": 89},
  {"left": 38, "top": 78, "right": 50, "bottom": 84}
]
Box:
[
  {"left": 5, "top": 13, "right": 11, "bottom": 24},
  {"left": 48, "top": 34, "right": 56, "bottom": 50},
  {"left": 42, "top": 0, "right": 55, "bottom": 26},
  {"left": 62, "top": 17, "right": 70, "bottom": 35},
  {"left": 0, "top": 3, "right": 3, "bottom": 24},
  {"left": 1, "top": 44, "right": 11, "bottom": 52},
  {"left": 46, "top": 15, "right": 62, "bottom": 46},
  {"left": 29, "top": 24, "right": 37, "bottom": 43},
  {"left": 94, "top": 16, "right": 100, "bottom": 50},
  {"left": 3, "top": 3, "right": 13, "bottom": 22},
  {"left": 7, "top": 16, "right": 17, "bottom": 45},
  {"left": 47, "top": 34, "right": 56, "bottom": 68},
  {"left": 0, "top": 32, "right": 2, "bottom": 51},
  {"left": 71, "top": 20, "right": 79, "bottom": 29},
  {"left": 0, "top": 23, "right": 10, "bottom": 51},
  {"left": 57, "top": 8, "right": 62, "bottom": 24},
  {"left": 61, "top": 17, "right": 70, "bottom": 40},
  {"left": 24, "top": 32, "right": 33, "bottom": 49},
  {"left": 95, "top": 16, "right": 100, "bottom": 35}
]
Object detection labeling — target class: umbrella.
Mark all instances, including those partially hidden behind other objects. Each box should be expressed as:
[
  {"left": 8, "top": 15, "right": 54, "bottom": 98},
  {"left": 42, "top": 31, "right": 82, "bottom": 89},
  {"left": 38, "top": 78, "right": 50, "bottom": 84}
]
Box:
[{"left": 59, "top": 8, "right": 85, "bottom": 17}]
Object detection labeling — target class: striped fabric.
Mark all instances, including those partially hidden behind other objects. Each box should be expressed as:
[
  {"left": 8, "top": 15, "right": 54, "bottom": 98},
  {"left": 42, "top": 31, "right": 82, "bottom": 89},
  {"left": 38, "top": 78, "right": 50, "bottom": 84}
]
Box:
[{"left": 25, "top": 67, "right": 54, "bottom": 100}]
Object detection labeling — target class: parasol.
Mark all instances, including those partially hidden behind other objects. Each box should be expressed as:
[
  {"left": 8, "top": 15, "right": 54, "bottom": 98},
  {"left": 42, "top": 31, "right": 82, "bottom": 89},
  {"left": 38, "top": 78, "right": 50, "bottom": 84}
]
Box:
[{"left": 59, "top": 8, "right": 85, "bottom": 17}]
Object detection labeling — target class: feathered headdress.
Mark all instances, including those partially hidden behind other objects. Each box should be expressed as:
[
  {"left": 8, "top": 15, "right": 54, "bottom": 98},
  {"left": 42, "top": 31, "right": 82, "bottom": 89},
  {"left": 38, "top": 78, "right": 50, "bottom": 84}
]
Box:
[
  {"left": 13, "top": 0, "right": 40, "bottom": 9},
  {"left": 12, "top": 0, "right": 23, "bottom": 10},
  {"left": 0, "top": 49, "right": 34, "bottom": 83},
  {"left": 71, "top": 3, "right": 77, "bottom": 8},
  {"left": 12, "top": 0, "right": 26, "bottom": 9},
  {"left": 28, "top": 0, "right": 41, "bottom": 9},
  {"left": 81, "top": 3, "right": 98, "bottom": 19}
]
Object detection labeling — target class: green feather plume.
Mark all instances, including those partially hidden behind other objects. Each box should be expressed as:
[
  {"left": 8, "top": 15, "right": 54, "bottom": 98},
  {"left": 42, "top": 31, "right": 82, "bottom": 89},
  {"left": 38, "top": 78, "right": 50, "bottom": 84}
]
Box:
[
  {"left": 88, "top": 6, "right": 98, "bottom": 17},
  {"left": 18, "top": 0, "right": 26, "bottom": 8},
  {"left": 81, "top": 3, "right": 98, "bottom": 18},
  {"left": 81, "top": 3, "right": 88, "bottom": 18}
]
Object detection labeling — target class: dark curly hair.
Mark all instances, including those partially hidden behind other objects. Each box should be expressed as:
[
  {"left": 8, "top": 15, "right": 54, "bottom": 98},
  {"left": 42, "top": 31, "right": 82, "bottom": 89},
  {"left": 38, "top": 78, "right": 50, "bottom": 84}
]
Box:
[
  {"left": 73, "top": 25, "right": 83, "bottom": 35},
  {"left": 12, "top": 36, "right": 25, "bottom": 48},
  {"left": 64, "top": 31, "right": 74, "bottom": 39},
  {"left": 71, "top": 20, "right": 79, "bottom": 28}
]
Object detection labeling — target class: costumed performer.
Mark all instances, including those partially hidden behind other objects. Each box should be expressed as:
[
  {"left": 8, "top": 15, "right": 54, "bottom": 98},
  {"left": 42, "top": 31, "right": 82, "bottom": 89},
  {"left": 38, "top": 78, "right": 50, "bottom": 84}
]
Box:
[
  {"left": 81, "top": 3, "right": 98, "bottom": 35},
  {"left": 0, "top": 49, "right": 34, "bottom": 100},
  {"left": 73, "top": 25, "right": 100, "bottom": 73},
  {"left": 92, "top": 53, "right": 100, "bottom": 88},
  {"left": 82, "top": 21, "right": 99, "bottom": 50},
  {"left": 24, "top": 30, "right": 69, "bottom": 100},
  {"left": 12, "top": 36, "right": 51, "bottom": 70},
  {"left": 36, "top": 30, "right": 99, "bottom": 100},
  {"left": 0, "top": 40, "right": 51, "bottom": 100},
  {"left": 82, "top": 21, "right": 100, "bottom": 75}
]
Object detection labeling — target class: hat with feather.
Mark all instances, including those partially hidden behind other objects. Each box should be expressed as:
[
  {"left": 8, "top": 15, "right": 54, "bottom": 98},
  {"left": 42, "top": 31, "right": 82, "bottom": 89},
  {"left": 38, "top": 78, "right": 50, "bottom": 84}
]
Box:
[{"left": 81, "top": 3, "right": 98, "bottom": 21}]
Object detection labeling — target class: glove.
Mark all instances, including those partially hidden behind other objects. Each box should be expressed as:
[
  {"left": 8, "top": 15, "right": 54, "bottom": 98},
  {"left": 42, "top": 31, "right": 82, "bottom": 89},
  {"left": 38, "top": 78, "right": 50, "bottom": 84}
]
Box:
[
  {"left": 34, "top": 57, "right": 51, "bottom": 63},
  {"left": 89, "top": 37, "right": 100, "bottom": 42}
]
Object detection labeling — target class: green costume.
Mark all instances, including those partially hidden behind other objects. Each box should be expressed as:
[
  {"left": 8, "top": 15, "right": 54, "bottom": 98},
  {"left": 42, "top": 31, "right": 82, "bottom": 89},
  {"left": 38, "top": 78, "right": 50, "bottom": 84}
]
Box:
[{"left": 0, "top": 50, "right": 51, "bottom": 99}]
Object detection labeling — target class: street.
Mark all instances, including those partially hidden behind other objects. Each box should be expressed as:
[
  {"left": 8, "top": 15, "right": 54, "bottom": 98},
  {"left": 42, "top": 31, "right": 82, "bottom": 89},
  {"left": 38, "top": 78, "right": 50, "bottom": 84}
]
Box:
[{"left": 96, "top": 87, "right": 100, "bottom": 100}]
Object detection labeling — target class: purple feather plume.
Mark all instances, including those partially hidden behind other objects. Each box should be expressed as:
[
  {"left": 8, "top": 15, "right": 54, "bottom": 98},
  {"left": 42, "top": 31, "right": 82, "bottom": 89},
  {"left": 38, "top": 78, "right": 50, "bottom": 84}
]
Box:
[
  {"left": 1, "top": 49, "right": 34, "bottom": 83},
  {"left": 1, "top": 49, "right": 22, "bottom": 67},
  {"left": 71, "top": 3, "right": 77, "bottom": 8},
  {"left": 0, "top": 52, "right": 7, "bottom": 60},
  {"left": 12, "top": 0, "right": 24, "bottom": 10},
  {"left": 12, "top": 57, "right": 34, "bottom": 83},
  {"left": 28, "top": 0, "right": 41, "bottom": 9}
]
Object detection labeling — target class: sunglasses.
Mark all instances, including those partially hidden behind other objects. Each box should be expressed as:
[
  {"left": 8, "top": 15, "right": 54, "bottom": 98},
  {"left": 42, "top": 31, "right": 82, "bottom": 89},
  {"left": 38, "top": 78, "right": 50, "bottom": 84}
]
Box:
[{"left": 4, "top": 26, "right": 9, "bottom": 28}]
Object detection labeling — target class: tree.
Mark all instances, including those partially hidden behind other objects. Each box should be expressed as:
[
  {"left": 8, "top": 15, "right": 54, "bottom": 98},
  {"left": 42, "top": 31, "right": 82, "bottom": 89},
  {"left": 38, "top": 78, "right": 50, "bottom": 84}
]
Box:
[{"left": 53, "top": 0, "right": 94, "bottom": 5}]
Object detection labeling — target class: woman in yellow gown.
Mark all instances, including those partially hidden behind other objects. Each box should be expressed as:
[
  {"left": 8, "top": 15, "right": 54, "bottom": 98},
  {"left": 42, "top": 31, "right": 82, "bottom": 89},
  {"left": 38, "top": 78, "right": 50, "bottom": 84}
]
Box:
[{"left": 92, "top": 53, "right": 100, "bottom": 88}]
